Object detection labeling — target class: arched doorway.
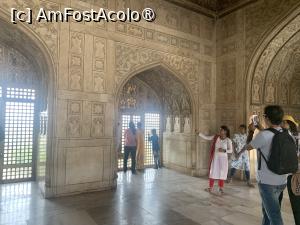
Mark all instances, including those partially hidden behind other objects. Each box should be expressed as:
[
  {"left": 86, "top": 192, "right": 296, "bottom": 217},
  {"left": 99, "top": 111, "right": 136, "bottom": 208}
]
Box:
[
  {"left": 246, "top": 7, "right": 300, "bottom": 119},
  {"left": 245, "top": 7, "right": 300, "bottom": 178},
  {"left": 116, "top": 65, "right": 194, "bottom": 173},
  {"left": 0, "top": 14, "right": 55, "bottom": 194}
]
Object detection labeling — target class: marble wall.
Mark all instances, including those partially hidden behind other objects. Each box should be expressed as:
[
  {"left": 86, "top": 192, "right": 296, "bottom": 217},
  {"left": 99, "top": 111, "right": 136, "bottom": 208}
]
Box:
[
  {"left": 0, "top": 0, "right": 216, "bottom": 197},
  {"left": 0, "top": 0, "right": 299, "bottom": 196},
  {"left": 216, "top": 0, "right": 300, "bottom": 129},
  {"left": 216, "top": 0, "right": 300, "bottom": 180}
]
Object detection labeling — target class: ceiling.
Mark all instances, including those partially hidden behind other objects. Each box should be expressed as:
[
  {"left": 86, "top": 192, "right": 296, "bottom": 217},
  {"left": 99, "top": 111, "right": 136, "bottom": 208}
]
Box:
[{"left": 164, "top": 0, "right": 257, "bottom": 17}]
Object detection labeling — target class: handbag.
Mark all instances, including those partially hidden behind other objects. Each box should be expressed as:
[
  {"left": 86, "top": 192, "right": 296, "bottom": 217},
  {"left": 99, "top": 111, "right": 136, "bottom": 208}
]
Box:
[{"left": 291, "top": 172, "right": 300, "bottom": 196}]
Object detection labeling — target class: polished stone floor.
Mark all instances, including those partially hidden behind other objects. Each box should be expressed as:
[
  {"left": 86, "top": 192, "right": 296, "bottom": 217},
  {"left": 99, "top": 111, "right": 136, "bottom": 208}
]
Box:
[{"left": 0, "top": 169, "right": 295, "bottom": 225}]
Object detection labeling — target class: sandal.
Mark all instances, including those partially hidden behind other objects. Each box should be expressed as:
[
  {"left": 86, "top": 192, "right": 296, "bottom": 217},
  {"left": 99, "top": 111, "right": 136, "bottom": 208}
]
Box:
[
  {"left": 205, "top": 187, "right": 212, "bottom": 193},
  {"left": 219, "top": 188, "right": 224, "bottom": 195},
  {"left": 226, "top": 178, "right": 232, "bottom": 184},
  {"left": 247, "top": 182, "right": 255, "bottom": 188}
]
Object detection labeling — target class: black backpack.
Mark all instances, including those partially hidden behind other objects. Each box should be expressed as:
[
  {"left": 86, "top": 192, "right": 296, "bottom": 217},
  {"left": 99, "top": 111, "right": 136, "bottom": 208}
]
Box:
[{"left": 258, "top": 128, "right": 298, "bottom": 175}]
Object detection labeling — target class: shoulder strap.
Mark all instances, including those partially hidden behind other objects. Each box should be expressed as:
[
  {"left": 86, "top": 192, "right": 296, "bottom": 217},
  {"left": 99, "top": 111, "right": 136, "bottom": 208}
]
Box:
[
  {"left": 257, "top": 148, "right": 268, "bottom": 170},
  {"left": 266, "top": 128, "right": 280, "bottom": 134}
]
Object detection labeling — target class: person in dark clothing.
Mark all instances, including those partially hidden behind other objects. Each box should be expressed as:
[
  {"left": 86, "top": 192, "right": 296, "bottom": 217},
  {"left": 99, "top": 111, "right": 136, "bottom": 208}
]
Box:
[
  {"left": 148, "top": 129, "right": 161, "bottom": 169},
  {"left": 282, "top": 115, "right": 300, "bottom": 225}
]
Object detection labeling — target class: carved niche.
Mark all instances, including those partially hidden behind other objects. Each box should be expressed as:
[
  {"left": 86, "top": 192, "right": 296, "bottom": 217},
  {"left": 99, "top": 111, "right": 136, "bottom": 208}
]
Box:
[
  {"left": 183, "top": 117, "right": 191, "bottom": 134},
  {"left": 174, "top": 117, "right": 181, "bottom": 133},
  {"left": 252, "top": 78, "right": 261, "bottom": 104},
  {"left": 265, "top": 81, "right": 275, "bottom": 103}
]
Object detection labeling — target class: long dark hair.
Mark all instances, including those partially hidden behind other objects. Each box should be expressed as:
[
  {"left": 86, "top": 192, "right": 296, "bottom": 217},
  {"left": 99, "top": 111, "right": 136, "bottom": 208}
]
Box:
[
  {"left": 129, "top": 121, "right": 136, "bottom": 135},
  {"left": 220, "top": 125, "right": 230, "bottom": 138},
  {"left": 286, "top": 120, "right": 298, "bottom": 136}
]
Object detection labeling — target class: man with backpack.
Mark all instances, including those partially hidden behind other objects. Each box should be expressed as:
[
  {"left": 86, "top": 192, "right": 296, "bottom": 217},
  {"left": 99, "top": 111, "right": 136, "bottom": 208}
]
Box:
[{"left": 239, "top": 105, "right": 298, "bottom": 225}]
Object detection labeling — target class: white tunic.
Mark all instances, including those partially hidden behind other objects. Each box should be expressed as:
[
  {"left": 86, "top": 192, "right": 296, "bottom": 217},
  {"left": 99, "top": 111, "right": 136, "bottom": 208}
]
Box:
[{"left": 199, "top": 133, "right": 233, "bottom": 180}]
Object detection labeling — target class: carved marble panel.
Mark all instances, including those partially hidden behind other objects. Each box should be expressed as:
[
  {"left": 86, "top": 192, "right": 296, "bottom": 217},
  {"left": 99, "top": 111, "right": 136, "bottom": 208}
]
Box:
[
  {"left": 70, "top": 32, "right": 84, "bottom": 55},
  {"left": 219, "top": 58, "right": 236, "bottom": 103},
  {"left": 279, "top": 79, "right": 289, "bottom": 105},
  {"left": 69, "top": 69, "right": 83, "bottom": 91},
  {"left": 93, "top": 71, "right": 105, "bottom": 93},
  {"left": 264, "top": 81, "right": 276, "bottom": 103},
  {"left": 92, "top": 103, "right": 105, "bottom": 115},
  {"left": 94, "top": 37, "right": 106, "bottom": 59},
  {"left": 291, "top": 80, "right": 300, "bottom": 105},
  {"left": 68, "top": 101, "right": 82, "bottom": 115},
  {"left": 67, "top": 115, "right": 82, "bottom": 137},
  {"left": 91, "top": 116, "right": 104, "bottom": 137},
  {"left": 200, "top": 61, "right": 212, "bottom": 103}
]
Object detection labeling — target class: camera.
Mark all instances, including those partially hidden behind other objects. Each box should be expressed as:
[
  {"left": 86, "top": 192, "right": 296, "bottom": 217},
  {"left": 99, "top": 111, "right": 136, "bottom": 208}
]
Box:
[{"left": 252, "top": 115, "right": 259, "bottom": 126}]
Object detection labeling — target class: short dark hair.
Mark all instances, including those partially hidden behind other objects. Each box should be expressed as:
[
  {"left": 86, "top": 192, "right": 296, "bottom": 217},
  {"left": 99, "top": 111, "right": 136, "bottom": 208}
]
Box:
[
  {"left": 220, "top": 125, "right": 230, "bottom": 138},
  {"left": 239, "top": 124, "right": 247, "bottom": 129},
  {"left": 264, "top": 105, "right": 284, "bottom": 125}
]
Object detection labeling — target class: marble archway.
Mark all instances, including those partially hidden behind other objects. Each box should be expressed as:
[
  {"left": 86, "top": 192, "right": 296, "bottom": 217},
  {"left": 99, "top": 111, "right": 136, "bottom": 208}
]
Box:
[
  {"left": 0, "top": 11, "right": 56, "bottom": 196},
  {"left": 115, "top": 64, "right": 196, "bottom": 175},
  {"left": 246, "top": 6, "right": 300, "bottom": 120},
  {"left": 245, "top": 6, "right": 300, "bottom": 179}
]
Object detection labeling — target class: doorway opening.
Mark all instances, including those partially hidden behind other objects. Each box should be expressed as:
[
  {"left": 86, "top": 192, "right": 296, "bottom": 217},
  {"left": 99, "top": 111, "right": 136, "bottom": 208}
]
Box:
[
  {"left": 118, "top": 113, "right": 160, "bottom": 169},
  {"left": 0, "top": 87, "right": 37, "bottom": 182},
  {"left": 116, "top": 65, "right": 192, "bottom": 172},
  {"left": 0, "top": 41, "right": 49, "bottom": 185}
]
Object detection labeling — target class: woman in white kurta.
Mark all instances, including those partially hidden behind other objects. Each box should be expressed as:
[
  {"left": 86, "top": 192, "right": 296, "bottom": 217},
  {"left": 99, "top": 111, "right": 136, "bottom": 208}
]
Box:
[{"left": 198, "top": 126, "right": 233, "bottom": 194}]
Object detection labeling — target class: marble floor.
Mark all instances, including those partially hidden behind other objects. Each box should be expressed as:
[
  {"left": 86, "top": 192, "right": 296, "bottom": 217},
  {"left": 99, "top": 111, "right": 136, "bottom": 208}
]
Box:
[{"left": 0, "top": 169, "right": 295, "bottom": 225}]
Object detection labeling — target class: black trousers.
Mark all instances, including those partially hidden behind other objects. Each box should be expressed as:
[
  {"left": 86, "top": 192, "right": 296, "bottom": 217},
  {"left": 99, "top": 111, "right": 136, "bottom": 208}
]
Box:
[
  {"left": 287, "top": 175, "right": 300, "bottom": 225},
  {"left": 123, "top": 146, "right": 137, "bottom": 173}
]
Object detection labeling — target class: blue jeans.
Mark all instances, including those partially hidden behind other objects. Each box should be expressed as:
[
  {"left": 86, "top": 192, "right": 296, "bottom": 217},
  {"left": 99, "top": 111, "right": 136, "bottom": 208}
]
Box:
[{"left": 258, "top": 183, "right": 286, "bottom": 225}]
